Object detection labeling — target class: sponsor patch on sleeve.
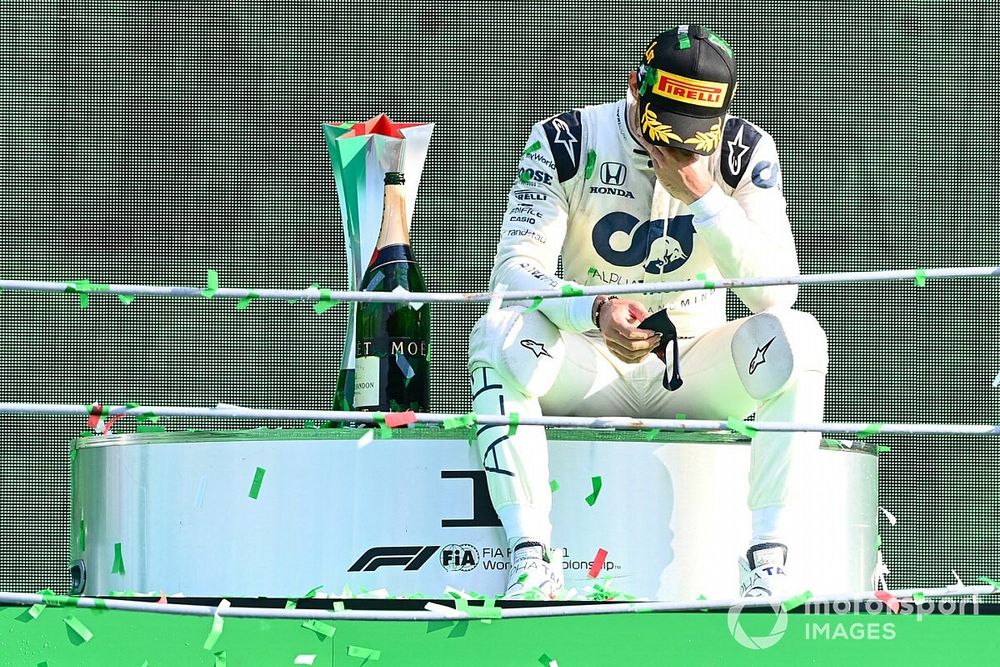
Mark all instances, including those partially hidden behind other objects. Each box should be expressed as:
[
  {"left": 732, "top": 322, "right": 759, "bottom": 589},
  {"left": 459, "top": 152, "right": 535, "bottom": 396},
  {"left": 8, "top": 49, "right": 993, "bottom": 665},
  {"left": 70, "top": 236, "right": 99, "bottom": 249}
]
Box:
[
  {"left": 720, "top": 117, "right": 762, "bottom": 189},
  {"left": 541, "top": 110, "right": 583, "bottom": 184}
]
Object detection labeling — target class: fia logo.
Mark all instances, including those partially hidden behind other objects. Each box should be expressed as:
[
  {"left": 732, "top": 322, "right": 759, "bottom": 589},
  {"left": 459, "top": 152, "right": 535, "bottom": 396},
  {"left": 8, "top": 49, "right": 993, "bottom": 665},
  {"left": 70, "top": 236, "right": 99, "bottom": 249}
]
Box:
[
  {"left": 440, "top": 544, "right": 479, "bottom": 572},
  {"left": 600, "top": 161, "right": 627, "bottom": 186}
]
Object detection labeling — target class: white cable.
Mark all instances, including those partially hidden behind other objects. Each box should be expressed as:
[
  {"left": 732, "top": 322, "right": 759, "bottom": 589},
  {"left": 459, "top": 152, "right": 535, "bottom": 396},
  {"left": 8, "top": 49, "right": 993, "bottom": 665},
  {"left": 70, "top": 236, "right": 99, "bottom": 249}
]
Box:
[
  {"left": 4, "top": 266, "right": 998, "bottom": 305},
  {"left": 19, "top": 402, "right": 1000, "bottom": 436},
  {"left": 0, "top": 585, "right": 988, "bottom": 621}
]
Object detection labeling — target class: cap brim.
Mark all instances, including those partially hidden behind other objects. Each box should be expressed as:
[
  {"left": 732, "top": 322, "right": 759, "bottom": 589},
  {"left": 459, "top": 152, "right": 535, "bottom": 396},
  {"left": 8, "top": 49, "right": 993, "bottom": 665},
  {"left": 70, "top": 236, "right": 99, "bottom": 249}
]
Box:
[{"left": 638, "top": 100, "right": 724, "bottom": 156}]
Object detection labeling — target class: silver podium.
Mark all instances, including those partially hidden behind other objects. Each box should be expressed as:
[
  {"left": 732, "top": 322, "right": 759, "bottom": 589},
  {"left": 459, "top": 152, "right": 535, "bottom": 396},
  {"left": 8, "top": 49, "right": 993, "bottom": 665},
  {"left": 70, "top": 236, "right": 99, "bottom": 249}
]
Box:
[{"left": 70, "top": 428, "right": 877, "bottom": 600}]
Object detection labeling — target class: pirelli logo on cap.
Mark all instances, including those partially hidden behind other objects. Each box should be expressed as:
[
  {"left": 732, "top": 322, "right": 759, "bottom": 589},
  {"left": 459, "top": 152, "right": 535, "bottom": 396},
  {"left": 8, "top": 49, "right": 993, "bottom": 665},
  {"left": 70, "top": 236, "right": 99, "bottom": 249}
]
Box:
[{"left": 652, "top": 70, "right": 729, "bottom": 108}]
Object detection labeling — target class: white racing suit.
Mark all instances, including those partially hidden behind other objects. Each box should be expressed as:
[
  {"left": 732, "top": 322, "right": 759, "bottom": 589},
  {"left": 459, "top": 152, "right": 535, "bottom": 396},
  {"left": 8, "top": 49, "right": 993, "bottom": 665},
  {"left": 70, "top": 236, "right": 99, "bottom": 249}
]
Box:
[{"left": 468, "top": 97, "right": 828, "bottom": 558}]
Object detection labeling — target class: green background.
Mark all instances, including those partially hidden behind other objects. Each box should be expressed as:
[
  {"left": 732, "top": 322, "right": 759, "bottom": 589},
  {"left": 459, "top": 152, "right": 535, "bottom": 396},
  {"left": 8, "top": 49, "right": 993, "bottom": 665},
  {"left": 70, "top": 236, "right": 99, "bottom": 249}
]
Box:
[{"left": 0, "top": 0, "right": 998, "bottom": 595}]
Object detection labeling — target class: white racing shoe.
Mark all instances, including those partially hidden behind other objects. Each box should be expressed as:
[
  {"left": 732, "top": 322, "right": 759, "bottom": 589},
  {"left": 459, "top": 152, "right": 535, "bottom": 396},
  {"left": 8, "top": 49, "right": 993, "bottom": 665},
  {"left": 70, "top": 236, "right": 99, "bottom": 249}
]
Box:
[
  {"left": 739, "top": 542, "right": 790, "bottom": 598},
  {"left": 504, "top": 541, "right": 564, "bottom": 600}
]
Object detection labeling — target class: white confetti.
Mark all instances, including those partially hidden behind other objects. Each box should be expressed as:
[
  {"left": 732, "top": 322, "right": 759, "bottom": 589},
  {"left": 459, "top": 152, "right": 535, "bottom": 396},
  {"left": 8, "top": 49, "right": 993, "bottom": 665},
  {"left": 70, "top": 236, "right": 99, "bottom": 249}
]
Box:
[
  {"left": 392, "top": 285, "right": 424, "bottom": 311},
  {"left": 424, "top": 602, "right": 465, "bottom": 618},
  {"left": 293, "top": 656, "right": 316, "bottom": 665},
  {"left": 356, "top": 429, "right": 375, "bottom": 448},
  {"left": 487, "top": 283, "right": 507, "bottom": 315},
  {"left": 195, "top": 476, "right": 208, "bottom": 509},
  {"left": 878, "top": 506, "right": 897, "bottom": 526},
  {"left": 993, "top": 370, "right": 1000, "bottom": 388},
  {"left": 952, "top": 570, "right": 964, "bottom": 586}
]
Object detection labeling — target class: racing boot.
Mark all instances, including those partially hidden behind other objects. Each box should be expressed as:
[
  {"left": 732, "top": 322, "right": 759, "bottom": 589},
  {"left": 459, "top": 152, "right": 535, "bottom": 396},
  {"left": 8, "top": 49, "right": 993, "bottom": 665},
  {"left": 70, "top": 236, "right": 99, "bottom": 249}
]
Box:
[
  {"left": 739, "top": 542, "right": 790, "bottom": 598},
  {"left": 504, "top": 541, "right": 564, "bottom": 600}
]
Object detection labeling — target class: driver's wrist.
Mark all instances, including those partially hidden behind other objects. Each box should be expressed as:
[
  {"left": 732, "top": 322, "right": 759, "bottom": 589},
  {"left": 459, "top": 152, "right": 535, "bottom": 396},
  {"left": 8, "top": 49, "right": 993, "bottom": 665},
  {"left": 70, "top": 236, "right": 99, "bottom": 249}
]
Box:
[{"left": 593, "top": 295, "right": 618, "bottom": 329}]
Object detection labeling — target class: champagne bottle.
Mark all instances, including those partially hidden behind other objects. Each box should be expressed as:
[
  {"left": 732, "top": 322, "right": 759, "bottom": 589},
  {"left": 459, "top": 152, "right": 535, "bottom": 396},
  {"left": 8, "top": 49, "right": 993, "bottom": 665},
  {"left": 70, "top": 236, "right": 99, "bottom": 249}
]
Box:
[{"left": 353, "top": 171, "right": 431, "bottom": 412}]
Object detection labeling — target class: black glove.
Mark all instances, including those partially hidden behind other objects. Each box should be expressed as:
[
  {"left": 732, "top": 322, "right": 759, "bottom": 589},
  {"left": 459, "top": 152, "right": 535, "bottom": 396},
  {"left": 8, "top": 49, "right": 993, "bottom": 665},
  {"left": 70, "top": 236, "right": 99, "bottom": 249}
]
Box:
[{"left": 639, "top": 308, "right": 683, "bottom": 391}]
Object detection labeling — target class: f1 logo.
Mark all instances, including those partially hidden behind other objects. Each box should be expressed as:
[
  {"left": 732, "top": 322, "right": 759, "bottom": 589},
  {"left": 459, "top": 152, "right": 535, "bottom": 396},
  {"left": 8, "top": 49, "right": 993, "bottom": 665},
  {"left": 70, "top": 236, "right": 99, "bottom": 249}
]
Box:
[
  {"left": 601, "top": 161, "right": 627, "bottom": 186},
  {"left": 348, "top": 546, "right": 439, "bottom": 572}
]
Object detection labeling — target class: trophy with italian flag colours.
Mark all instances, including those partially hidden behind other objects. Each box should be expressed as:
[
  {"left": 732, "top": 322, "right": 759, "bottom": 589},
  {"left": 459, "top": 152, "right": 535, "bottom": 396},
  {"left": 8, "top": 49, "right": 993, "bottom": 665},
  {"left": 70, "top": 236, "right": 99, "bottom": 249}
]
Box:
[{"left": 322, "top": 115, "right": 434, "bottom": 412}]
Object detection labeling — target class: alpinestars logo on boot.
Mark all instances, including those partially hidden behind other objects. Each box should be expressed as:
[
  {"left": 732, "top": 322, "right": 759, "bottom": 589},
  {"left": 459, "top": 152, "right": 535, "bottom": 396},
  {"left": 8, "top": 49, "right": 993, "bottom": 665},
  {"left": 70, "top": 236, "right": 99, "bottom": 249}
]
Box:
[
  {"left": 749, "top": 337, "right": 775, "bottom": 375},
  {"left": 521, "top": 339, "right": 552, "bottom": 358}
]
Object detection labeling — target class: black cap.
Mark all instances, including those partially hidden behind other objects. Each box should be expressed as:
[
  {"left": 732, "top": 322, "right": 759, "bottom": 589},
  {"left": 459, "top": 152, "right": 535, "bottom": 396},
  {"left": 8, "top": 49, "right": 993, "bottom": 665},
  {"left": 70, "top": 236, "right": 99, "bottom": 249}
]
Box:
[{"left": 636, "top": 25, "right": 737, "bottom": 155}]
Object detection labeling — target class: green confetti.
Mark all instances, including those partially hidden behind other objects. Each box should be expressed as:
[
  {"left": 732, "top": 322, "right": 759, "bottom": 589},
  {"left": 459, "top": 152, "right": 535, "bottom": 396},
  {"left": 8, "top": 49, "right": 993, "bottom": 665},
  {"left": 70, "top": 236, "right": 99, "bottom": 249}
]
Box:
[
  {"left": 347, "top": 645, "right": 381, "bottom": 661},
  {"left": 118, "top": 294, "right": 136, "bottom": 304},
  {"left": 525, "top": 296, "right": 543, "bottom": 312},
  {"left": 523, "top": 140, "right": 542, "bottom": 154},
  {"left": 914, "top": 269, "right": 927, "bottom": 287},
  {"left": 455, "top": 598, "right": 501, "bottom": 620},
  {"left": 78, "top": 293, "right": 89, "bottom": 309},
  {"left": 858, "top": 423, "right": 884, "bottom": 439},
  {"left": 585, "top": 476, "right": 603, "bottom": 506},
  {"left": 878, "top": 445, "right": 891, "bottom": 453},
  {"left": 727, "top": 417, "right": 758, "bottom": 438},
  {"left": 112, "top": 542, "right": 126, "bottom": 574},
  {"left": 875, "top": 535, "right": 882, "bottom": 550},
  {"left": 977, "top": 575, "right": 1000, "bottom": 591},
  {"left": 695, "top": 272, "right": 716, "bottom": 290},
  {"left": 373, "top": 413, "right": 392, "bottom": 439},
  {"left": 519, "top": 170, "right": 531, "bottom": 183},
  {"left": 248, "top": 467, "right": 266, "bottom": 499},
  {"left": 65, "top": 615, "right": 94, "bottom": 642},
  {"left": 782, "top": 590, "right": 814, "bottom": 612},
  {"left": 214, "top": 651, "right": 227, "bottom": 667},
  {"left": 678, "top": 31, "right": 691, "bottom": 49},
  {"left": 913, "top": 591, "right": 926, "bottom": 602},
  {"left": 508, "top": 412, "right": 519, "bottom": 437},
  {"left": 314, "top": 289, "right": 338, "bottom": 314},
  {"left": 443, "top": 413, "right": 477, "bottom": 429},
  {"left": 304, "top": 585, "right": 323, "bottom": 599},
  {"left": 584, "top": 149, "right": 597, "bottom": 180},
  {"left": 201, "top": 269, "right": 219, "bottom": 299},
  {"left": 333, "top": 601, "right": 346, "bottom": 612},
  {"left": 639, "top": 64, "right": 657, "bottom": 96},
  {"left": 27, "top": 603, "right": 45, "bottom": 619},
  {"left": 39, "top": 589, "right": 60, "bottom": 606},
  {"left": 706, "top": 30, "right": 733, "bottom": 56},
  {"left": 79, "top": 518, "right": 86, "bottom": 552},
  {"left": 236, "top": 292, "right": 259, "bottom": 310},
  {"left": 302, "top": 619, "right": 337, "bottom": 638},
  {"left": 284, "top": 599, "right": 297, "bottom": 610},
  {"left": 560, "top": 284, "right": 584, "bottom": 297},
  {"left": 549, "top": 479, "right": 560, "bottom": 492},
  {"left": 538, "top": 654, "right": 555, "bottom": 667},
  {"left": 644, "top": 428, "right": 660, "bottom": 441}
]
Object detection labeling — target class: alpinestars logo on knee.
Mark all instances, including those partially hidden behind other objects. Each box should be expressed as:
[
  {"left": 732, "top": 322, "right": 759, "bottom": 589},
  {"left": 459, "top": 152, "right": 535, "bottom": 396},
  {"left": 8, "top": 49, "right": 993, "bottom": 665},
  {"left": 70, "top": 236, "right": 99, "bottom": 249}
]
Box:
[{"left": 749, "top": 337, "right": 776, "bottom": 374}]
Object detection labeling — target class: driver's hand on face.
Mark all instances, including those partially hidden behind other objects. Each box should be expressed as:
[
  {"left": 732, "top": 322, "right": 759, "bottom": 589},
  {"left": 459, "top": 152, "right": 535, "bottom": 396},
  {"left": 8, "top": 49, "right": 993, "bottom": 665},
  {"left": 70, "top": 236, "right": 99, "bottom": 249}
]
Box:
[{"left": 597, "top": 298, "right": 660, "bottom": 363}]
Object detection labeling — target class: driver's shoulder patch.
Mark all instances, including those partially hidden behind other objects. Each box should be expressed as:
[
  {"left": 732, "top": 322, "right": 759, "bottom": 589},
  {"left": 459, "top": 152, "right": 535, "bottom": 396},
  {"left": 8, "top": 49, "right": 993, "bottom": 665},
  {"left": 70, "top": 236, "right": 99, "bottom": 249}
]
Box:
[
  {"left": 720, "top": 117, "right": 763, "bottom": 188},
  {"left": 541, "top": 110, "right": 583, "bottom": 183}
]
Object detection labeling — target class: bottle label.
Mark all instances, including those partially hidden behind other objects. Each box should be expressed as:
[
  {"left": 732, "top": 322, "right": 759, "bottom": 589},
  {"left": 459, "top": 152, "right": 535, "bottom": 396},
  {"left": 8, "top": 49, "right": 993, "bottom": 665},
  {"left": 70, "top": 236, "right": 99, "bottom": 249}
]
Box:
[
  {"left": 357, "top": 337, "right": 429, "bottom": 358},
  {"left": 353, "top": 356, "right": 381, "bottom": 407}
]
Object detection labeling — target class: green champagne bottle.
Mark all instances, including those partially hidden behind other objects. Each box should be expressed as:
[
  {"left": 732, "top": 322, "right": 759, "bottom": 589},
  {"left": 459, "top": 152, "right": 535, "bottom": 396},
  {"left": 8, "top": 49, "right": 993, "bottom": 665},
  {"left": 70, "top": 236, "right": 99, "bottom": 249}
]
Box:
[{"left": 353, "top": 171, "right": 431, "bottom": 412}]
